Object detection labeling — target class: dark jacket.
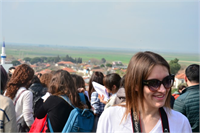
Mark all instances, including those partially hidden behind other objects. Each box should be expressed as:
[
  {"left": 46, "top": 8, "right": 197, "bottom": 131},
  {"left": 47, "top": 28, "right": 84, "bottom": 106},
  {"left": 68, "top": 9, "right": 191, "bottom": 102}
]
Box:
[
  {"left": 28, "top": 83, "right": 46, "bottom": 106},
  {"left": 173, "top": 84, "right": 199, "bottom": 132}
]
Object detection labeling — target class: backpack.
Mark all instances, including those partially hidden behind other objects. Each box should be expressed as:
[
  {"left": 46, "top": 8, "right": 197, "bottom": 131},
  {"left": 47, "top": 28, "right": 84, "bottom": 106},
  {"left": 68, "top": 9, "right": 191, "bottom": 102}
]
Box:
[{"left": 48, "top": 93, "right": 94, "bottom": 133}]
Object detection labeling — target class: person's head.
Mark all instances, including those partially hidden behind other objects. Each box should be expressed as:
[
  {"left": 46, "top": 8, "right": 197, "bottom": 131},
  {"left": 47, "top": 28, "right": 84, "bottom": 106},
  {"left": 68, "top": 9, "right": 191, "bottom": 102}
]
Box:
[
  {"left": 5, "top": 64, "right": 34, "bottom": 99},
  {"left": 71, "top": 74, "right": 86, "bottom": 93},
  {"left": 37, "top": 73, "right": 42, "bottom": 79},
  {"left": 88, "top": 71, "right": 104, "bottom": 100},
  {"left": 103, "top": 73, "right": 121, "bottom": 94},
  {"left": 125, "top": 51, "right": 174, "bottom": 116},
  {"left": 178, "top": 83, "right": 187, "bottom": 93},
  {"left": 1, "top": 65, "right": 8, "bottom": 94},
  {"left": 8, "top": 66, "right": 15, "bottom": 78},
  {"left": 40, "top": 73, "right": 53, "bottom": 88},
  {"left": 31, "top": 75, "right": 41, "bottom": 84},
  {"left": 185, "top": 64, "right": 199, "bottom": 86},
  {"left": 49, "top": 70, "right": 85, "bottom": 108}
]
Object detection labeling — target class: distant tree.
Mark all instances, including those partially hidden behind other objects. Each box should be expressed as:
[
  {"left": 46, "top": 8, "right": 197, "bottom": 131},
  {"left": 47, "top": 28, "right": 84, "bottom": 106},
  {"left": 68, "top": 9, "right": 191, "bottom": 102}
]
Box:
[
  {"left": 54, "top": 55, "right": 60, "bottom": 63},
  {"left": 41, "top": 57, "right": 47, "bottom": 62},
  {"left": 77, "top": 58, "right": 82, "bottom": 63},
  {"left": 169, "top": 58, "right": 181, "bottom": 74},
  {"left": 30, "top": 57, "right": 41, "bottom": 64},
  {"left": 101, "top": 58, "right": 106, "bottom": 63},
  {"left": 100, "top": 64, "right": 105, "bottom": 67},
  {"left": 106, "top": 63, "right": 112, "bottom": 67},
  {"left": 12, "top": 60, "right": 21, "bottom": 66},
  {"left": 47, "top": 57, "right": 55, "bottom": 63},
  {"left": 23, "top": 57, "right": 31, "bottom": 62}
]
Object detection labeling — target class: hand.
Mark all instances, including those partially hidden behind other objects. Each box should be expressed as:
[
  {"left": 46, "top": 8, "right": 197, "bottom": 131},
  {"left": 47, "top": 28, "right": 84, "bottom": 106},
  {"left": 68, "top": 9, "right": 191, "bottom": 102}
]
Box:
[
  {"left": 98, "top": 94, "right": 107, "bottom": 104},
  {"left": 78, "top": 88, "right": 85, "bottom": 93}
]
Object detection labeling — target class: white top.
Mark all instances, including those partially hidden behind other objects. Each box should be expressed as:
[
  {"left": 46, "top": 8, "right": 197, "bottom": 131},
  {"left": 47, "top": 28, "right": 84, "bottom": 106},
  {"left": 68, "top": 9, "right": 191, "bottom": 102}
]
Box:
[
  {"left": 97, "top": 106, "right": 192, "bottom": 133},
  {"left": 13, "top": 87, "right": 34, "bottom": 126},
  {"left": 41, "top": 92, "right": 51, "bottom": 102}
]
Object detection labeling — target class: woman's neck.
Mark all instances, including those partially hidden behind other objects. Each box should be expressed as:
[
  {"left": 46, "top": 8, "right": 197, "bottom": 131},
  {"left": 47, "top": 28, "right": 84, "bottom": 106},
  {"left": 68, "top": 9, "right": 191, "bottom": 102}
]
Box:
[{"left": 138, "top": 101, "right": 160, "bottom": 119}]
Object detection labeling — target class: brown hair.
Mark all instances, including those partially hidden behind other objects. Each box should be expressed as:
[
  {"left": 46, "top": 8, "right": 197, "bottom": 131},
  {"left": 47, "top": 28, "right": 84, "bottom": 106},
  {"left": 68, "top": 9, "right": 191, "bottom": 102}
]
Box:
[
  {"left": 88, "top": 71, "right": 104, "bottom": 100},
  {"left": 40, "top": 73, "right": 53, "bottom": 88},
  {"left": 103, "top": 73, "right": 121, "bottom": 91},
  {"left": 48, "top": 70, "right": 86, "bottom": 109},
  {"left": 71, "top": 74, "right": 86, "bottom": 90},
  {"left": 124, "top": 51, "right": 171, "bottom": 120},
  {"left": 5, "top": 64, "right": 34, "bottom": 99}
]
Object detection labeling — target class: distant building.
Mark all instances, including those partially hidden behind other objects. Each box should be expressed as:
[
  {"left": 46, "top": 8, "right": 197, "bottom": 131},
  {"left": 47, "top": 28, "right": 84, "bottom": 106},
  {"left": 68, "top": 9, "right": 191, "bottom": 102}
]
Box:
[
  {"left": 55, "top": 61, "right": 74, "bottom": 67},
  {"left": 1, "top": 40, "right": 6, "bottom": 65},
  {"left": 62, "top": 67, "right": 76, "bottom": 74},
  {"left": 1, "top": 40, "right": 13, "bottom": 72},
  {"left": 174, "top": 72, "right": 185, "bottom": 88}
]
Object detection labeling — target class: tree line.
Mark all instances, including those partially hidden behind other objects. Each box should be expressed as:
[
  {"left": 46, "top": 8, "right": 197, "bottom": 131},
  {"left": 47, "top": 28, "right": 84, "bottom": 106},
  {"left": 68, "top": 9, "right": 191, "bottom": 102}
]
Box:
[{"left": 11, "top": 55, "right": 83, "bottom": 66}]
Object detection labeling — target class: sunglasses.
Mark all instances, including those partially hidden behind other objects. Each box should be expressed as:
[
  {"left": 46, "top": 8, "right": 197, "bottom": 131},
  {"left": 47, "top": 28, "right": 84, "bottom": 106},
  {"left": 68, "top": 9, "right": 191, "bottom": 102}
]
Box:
[{"left": 143, "top": 75, "right": 175, "bottom": 92}]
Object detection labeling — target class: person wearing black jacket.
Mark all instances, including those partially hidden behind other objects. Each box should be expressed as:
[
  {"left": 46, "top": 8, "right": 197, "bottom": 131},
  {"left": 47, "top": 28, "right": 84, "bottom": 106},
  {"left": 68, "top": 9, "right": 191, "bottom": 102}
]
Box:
[
  {"left": 35, "top": 70, "right": 88, "bottom": 132},
  {"left": 174, "top": 64, "right": 199, "bottom": 132}
]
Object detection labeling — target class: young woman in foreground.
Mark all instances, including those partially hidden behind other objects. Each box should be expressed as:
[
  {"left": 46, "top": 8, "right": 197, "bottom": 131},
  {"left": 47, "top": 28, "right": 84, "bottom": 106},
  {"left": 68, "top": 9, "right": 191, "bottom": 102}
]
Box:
[{"left": 97, "top": 51, "right": 192, "bottom": 133}]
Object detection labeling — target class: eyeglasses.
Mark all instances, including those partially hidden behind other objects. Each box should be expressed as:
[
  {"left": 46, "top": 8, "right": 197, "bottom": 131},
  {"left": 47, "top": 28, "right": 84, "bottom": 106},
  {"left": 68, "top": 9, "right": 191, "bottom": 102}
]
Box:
[{"left": 143, "top": 75, "right": 175, "bottom": 92}]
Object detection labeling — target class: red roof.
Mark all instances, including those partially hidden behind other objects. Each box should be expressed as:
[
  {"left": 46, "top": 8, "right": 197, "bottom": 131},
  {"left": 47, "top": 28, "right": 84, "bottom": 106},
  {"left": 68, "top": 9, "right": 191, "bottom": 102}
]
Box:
[
  {"left": 175, "top": 73, "right": 185, "bottom": 79},
  {"left": 57, "top": 61, "right": 74, "bottom": 65},
  {"left": 30, "top": 65, "right": 37, "bottom": 68},
  {"left": 39, "top": 69, "right": 52, "bottom": 74},
  {"left": 46, "top": 64, "right": 50, "bottom": 67},
  {"left": 62, "top": 67, "right": 76, "bottom": 73}
]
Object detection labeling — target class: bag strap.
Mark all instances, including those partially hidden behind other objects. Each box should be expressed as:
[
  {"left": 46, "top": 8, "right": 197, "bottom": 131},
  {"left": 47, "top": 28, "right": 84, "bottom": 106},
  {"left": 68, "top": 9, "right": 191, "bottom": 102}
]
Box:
[
  {"left": 14, "top": 89, "right": 26, "bottom": 106},
  {"left": 47, "top": 115, "right": 54, "bottom": 133},
  {"left": 78, "top": 93, "right": 86, "bottom": 104},
  {"left": 40, "top": 115, "right": 48, "bottom": 133},
  {"left": 0, "top": 108, "right": 10, "bottom": 121},
  {"left": 159, "top": 107, "right": 170, "bottom": 132},
  {"left": 130, "top": 107, "right": 170, "bottom": 133},
  {"left": 130, "top": 109, "right": 141, "bottom": 133},
  {"left": 59, "top": 95, "right": 75, "bottom": 108}
]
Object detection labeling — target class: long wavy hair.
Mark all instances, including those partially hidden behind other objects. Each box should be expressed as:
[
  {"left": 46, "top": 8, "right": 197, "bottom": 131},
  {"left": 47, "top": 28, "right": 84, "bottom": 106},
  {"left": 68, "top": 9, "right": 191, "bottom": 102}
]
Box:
[
  {"left": 123, "top": 51, "right": 172, "bottom": 120},
  {"left": 1, "top": 65, "right": 8, "bottom": 93},
  {"left": 5, "top": 64, "right": 34, "bottom": 99},
  {"left": 88, "top": 71, "right": 104, "bottom": 100},
  {"left": 48, "top": 70, "right": 85, "bottom": 109}
]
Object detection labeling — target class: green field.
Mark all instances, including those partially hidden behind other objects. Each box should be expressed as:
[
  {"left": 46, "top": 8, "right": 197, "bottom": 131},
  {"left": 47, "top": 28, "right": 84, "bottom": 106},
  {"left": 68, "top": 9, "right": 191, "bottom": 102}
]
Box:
[{"left": 6, "top": 44, "right": 200, "bottom": 66}]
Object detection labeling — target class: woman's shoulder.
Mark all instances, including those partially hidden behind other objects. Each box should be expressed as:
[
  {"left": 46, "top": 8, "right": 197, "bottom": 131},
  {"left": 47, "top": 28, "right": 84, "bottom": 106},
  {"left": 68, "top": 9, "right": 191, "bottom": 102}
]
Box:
[
  {"left": 0, "top": 94, "right": 13, "bottom": 106},
  {"left": 164, "top": 107, "right": 192, "bottom": 132},
  {"left": 164, "top": 107, "right": 190, "bottom": 124},
  {"left": 101, "top": 105, "right": 126, "bottom": 117}
]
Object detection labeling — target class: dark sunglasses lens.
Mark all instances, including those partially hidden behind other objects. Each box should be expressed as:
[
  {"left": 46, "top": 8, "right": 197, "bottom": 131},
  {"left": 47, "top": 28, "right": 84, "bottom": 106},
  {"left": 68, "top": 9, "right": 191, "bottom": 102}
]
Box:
[
  {"left": 163, "top": 76, "right": 173, "bottom": 89},
  {"left": 148, "top": 80, "right": 161, "bottom": 91}
]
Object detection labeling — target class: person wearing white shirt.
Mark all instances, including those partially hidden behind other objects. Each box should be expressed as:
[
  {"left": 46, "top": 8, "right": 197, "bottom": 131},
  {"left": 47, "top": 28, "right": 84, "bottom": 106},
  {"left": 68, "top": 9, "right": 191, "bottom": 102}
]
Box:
[
  {"left": 97, "top": 51, "right": 192, "bottom": 133},
  {"left": 5, "top": 64, "right": 34, "bottom": 131}
]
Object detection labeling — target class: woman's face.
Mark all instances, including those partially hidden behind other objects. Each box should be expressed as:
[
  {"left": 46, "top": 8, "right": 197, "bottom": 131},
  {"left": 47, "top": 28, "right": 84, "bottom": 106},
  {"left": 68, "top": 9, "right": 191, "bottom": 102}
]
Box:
[{"left": 143, "top": 65, "right": 170, "bottom": 110}]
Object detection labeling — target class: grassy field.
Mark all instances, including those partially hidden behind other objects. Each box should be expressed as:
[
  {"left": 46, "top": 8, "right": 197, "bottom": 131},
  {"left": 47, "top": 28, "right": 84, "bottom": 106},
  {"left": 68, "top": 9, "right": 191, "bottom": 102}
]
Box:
[{"left": 6, "top": 44, "right": 200, "bottom": 66}]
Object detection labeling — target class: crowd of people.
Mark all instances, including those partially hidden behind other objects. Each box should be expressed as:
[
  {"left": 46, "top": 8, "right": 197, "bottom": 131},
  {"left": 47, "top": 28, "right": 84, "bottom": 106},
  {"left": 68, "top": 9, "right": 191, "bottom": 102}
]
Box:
[{"left": 0, "top": 51, "right": 199, "bottom": 133}]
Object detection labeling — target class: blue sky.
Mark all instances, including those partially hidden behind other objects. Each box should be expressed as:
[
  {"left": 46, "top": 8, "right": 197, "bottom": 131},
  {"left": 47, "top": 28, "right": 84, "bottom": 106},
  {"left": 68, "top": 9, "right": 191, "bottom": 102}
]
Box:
[{"left": 0, "top": 0, "right": 199, "bottom": 53}]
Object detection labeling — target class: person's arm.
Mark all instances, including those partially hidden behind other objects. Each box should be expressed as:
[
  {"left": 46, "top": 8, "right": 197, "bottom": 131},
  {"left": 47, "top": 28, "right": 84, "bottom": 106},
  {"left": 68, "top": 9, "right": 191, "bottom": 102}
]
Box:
[
  {"left": 35, "top": 96, "right": 51, "bottom": 119},
  {"left": 91, "top": 92, "right": 100, "bottom": 115},
  {"left": 22, "top": 91, "right": 34, "bottom": 127}
]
